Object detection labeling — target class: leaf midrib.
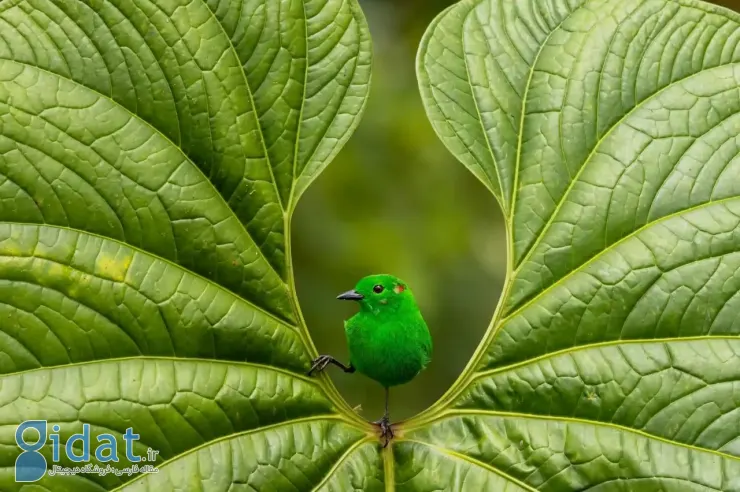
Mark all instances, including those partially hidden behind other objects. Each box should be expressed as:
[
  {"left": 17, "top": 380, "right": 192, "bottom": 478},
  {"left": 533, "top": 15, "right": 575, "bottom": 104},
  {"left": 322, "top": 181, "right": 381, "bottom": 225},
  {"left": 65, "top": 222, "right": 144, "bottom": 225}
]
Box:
[
  {"left": 0, "top": 355, "right": 314, "bottom": 383},
  {"left": 310, "top": 437, "right": 375, "bottom": 491},
  {"left": 405, "top": 409, "right": 740, "bottom": 463},
  {"left": 0, "top": 221, "right": 296, "bottom": 331},
  {"left": 471, "top": 335, "right": 740, "bottom": 381},
  {"left": 502, "top": 193, "right": 740, "bottom": 322},
  {"left": 290, "top": 0, "right": 310, "bottom": 205},
  {"left": 83, "top": 0, "right": 183, "bottom": 146},
  {"left": 201, "top": 0, "right": 287, "bottom": 214},
  {"left": 0, "top": 278, "right": 143, "bottom": 359},
  {"left": 511, "top": 56, "right": 740, "bottom": 275},
  {"left": 403, "top": 439, "right": 537, "bottom": 491},
  {"left": 110, "top": 414, "right": 357, "bottom": 492},
  {"left": 508, "top": 1, "right": 579, "bottom": 231},
  {"left": 461, "top": 6, "right": 508, "bottom": 212}
]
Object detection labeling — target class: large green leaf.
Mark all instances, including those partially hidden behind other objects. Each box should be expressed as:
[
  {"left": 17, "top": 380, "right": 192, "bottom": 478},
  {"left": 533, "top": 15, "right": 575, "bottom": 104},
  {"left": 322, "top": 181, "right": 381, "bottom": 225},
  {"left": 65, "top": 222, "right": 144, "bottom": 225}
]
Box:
[
  {"left": 0, "top": 0, "right": 375, "bottom": 489},
  {"left": 411, "top": 0, "right": 740, "bottom": 489}
]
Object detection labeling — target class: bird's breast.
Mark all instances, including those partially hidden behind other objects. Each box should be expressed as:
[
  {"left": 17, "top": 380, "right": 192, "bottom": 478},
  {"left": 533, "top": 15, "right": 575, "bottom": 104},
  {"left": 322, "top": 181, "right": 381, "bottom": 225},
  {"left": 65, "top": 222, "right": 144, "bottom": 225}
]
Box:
[{"left": 345, "top": 319, "right": 427, "bottom": 387}]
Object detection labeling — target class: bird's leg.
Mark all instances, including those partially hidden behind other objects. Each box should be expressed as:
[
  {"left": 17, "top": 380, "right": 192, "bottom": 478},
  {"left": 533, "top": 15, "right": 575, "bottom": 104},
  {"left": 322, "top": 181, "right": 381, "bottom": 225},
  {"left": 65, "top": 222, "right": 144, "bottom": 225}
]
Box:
[
  {"left": 372, "top": 387, "right": 394, "bottom": 447},
  {"left": 307, "top": 355, "right": 356, "bottom": 376}
]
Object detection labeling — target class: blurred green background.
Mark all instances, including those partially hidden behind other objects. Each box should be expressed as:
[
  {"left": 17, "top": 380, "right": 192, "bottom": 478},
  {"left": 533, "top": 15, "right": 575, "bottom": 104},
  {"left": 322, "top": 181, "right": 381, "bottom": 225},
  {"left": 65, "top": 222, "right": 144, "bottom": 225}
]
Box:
[{"left": 293, "top": 0, "right": 740, "bottom": 422}]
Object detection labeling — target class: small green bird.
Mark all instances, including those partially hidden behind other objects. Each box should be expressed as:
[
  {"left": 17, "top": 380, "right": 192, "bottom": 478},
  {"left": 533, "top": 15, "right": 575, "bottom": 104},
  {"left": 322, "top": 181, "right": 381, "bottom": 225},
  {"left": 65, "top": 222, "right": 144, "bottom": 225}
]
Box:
[{"left": 307, "top": 274, "right": 432, "bottom": 446}]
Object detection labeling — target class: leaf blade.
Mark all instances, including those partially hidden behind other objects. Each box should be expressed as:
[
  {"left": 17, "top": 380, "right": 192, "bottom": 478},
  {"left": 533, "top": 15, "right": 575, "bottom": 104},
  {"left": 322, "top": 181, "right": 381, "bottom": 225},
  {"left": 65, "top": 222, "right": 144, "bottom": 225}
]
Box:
[
  {"left": 0, "top": 0, "right": 373, "bottom": 488},
  {"left": 415, "top": 0, "right": 740, "bottom": 489}
]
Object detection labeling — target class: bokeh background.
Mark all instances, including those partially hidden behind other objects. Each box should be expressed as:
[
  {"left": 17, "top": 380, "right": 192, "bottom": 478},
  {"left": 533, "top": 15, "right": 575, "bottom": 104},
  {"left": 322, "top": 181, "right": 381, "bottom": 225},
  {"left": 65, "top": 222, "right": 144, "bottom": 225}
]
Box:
[{"left": 293, "top": 0, "right": 740, "bottom": 422}]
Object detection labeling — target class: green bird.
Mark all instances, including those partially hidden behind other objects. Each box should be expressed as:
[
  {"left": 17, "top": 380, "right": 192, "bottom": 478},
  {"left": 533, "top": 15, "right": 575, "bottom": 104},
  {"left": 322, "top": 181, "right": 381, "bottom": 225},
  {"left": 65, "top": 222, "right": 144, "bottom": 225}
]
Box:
[{"left": 307, "top": 274, "right": 432, "bottom": 446}]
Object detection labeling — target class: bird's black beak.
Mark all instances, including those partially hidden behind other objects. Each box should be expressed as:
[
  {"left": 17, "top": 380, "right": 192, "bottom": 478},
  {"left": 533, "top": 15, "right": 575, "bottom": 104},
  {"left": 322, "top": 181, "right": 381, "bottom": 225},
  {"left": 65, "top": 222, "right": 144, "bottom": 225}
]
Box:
[{"left": 337, "top": 289, "right": 364, "bottom": 301}]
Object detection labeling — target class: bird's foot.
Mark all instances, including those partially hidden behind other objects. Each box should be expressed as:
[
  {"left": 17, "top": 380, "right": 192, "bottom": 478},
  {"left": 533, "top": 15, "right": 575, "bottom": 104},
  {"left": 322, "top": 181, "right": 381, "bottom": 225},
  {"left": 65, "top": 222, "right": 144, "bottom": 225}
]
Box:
[
  {"left": 307, "top": 355, "right": 355, "bottom": 376},
  {"left": 373, "top": 415, "right": 394, "bottom": 448},
  {"left": 307, "top": 355, "right": 333, "bottom": 376}
]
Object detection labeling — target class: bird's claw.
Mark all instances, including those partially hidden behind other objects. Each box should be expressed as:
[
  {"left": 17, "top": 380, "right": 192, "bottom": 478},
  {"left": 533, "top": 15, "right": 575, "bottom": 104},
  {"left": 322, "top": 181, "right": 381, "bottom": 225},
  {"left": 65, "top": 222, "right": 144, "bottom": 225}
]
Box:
[
  {"left": 307, "top": 355, "right": 332, "bottom": 376},
  {"left": 373, "top": 415, "right": 394, "bottom": 448}
]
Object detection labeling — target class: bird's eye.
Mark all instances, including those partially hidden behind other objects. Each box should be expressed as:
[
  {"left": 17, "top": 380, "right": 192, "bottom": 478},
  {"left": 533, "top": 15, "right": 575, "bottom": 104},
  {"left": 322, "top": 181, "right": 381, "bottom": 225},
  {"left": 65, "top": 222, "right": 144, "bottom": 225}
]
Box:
[{"left": 373, "top": 285, "right": 384, "bottom": 294}]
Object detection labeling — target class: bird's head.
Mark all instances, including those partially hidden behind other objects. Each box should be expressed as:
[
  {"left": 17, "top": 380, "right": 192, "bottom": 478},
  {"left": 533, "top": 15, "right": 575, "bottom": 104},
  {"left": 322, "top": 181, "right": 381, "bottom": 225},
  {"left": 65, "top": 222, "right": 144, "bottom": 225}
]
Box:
[{"left": 337, "top": 274, "right": 416, "bottom": 312}]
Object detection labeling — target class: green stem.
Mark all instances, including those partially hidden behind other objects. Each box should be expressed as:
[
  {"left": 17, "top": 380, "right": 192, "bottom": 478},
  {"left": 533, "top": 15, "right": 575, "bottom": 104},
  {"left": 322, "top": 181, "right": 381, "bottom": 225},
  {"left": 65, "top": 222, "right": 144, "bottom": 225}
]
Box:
[
  {"left": 401, "top": 218, "right": 514, "bottom": 429},
  {"left": 284, "top": 210, "right": 370, "bottom": 429}
]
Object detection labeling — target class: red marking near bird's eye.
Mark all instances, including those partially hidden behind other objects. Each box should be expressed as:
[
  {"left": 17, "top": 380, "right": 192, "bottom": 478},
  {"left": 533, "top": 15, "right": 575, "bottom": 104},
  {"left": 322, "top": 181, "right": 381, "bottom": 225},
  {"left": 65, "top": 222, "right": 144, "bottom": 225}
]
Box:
[{"left": 394, "top": 284, "right": 405, "bottom": 294}]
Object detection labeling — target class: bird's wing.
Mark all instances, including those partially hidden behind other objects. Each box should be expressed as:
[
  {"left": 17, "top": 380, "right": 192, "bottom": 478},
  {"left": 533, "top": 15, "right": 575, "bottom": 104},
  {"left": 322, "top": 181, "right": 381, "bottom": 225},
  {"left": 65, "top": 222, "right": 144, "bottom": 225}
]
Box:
[{"left": 421, "top": 330, "right": 432, "bottom": 369}]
